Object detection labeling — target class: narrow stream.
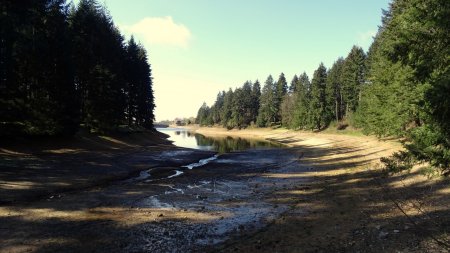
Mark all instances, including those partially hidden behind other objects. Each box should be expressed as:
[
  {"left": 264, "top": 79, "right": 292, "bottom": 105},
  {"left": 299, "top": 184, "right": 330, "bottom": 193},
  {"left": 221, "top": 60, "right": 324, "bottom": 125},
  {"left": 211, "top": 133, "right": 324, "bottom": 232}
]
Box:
[
  {"left": 127, "top": 128, "right": 284, "bottom": 182},
  {"left": 121, "top": 128, "right": 301, "bottom": 252}
]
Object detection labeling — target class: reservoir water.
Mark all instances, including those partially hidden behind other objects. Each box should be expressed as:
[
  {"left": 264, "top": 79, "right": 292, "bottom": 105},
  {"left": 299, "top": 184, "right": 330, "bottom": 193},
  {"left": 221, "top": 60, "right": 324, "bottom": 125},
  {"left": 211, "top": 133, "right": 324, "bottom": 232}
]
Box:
[{"left": 157, "top": 127, "right": 284, "bottom": 153}]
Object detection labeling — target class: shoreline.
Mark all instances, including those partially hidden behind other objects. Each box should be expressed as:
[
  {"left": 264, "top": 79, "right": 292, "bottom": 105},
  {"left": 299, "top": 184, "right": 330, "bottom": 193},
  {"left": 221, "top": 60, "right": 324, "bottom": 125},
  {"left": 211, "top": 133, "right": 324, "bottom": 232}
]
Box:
[
  {"left": 182, "top": 125, "right": 450, "bottom": 253},
  {"left": 1, "top": 127, "right": 449, "bottom": 252},
  {"left": 0, "top": 129, "right": 215, "bottom": 204}
]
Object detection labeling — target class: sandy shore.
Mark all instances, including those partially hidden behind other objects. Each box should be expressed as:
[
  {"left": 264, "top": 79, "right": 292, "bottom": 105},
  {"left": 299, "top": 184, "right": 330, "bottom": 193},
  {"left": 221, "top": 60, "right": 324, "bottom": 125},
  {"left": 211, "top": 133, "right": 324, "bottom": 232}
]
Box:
[{"left": 1, "top": 127, "right": 449, "bottom": 252}]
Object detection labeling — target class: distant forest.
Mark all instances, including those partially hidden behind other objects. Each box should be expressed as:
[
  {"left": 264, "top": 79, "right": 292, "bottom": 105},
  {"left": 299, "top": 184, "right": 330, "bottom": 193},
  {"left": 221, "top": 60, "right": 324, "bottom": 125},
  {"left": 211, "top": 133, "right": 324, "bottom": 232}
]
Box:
[
  {"left": 196, "top": 0, "right": 449, "bottom": 175},
  {"left": 1, "top": 0, "right": 155, "bottom": 136}
]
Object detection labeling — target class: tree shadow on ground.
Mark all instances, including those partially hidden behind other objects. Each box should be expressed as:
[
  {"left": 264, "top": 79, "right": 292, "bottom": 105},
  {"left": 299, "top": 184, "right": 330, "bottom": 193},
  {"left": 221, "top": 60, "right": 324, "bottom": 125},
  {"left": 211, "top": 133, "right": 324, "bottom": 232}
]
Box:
[
  {"left": 0, "top": 136, "right": 449, "bottom": 253},
  {"left": 215, "top": 141, "right": 450, "bottom": 253}
]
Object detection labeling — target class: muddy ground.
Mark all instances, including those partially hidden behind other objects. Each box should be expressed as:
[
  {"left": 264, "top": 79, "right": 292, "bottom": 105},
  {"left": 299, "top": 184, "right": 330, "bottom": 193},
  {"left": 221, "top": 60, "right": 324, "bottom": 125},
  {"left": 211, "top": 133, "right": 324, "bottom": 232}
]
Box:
[{"left": 1, "top": 128, "right": 449, "bottom": 252}]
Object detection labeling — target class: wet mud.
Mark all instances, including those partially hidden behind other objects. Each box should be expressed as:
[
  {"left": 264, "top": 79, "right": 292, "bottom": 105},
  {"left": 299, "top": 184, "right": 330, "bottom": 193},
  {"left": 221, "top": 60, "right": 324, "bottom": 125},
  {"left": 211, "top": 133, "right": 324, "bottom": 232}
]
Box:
[{"left": 0, "top": 147, "right": 307, "bottom": 253}]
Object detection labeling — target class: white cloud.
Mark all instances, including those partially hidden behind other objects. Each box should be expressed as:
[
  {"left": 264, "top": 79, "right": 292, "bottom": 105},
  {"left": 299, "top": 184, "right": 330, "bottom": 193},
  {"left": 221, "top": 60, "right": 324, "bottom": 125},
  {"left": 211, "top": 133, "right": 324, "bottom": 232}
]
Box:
[
  {"left": 122, "top": 16, "right": 192, "bottom": 48},
  {"left": 152, "top": 71, "right": 222, "bottom": 121}
]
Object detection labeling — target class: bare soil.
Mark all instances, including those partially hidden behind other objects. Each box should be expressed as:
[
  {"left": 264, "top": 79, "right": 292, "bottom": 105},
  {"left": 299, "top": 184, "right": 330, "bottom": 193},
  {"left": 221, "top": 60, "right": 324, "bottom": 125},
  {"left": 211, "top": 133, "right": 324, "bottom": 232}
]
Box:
[
  {"left": 0, "top": 127, "right": 449, "bottom": 253},
  {"left": 192, "top": 127, "right": 450, "bottom": 253}
]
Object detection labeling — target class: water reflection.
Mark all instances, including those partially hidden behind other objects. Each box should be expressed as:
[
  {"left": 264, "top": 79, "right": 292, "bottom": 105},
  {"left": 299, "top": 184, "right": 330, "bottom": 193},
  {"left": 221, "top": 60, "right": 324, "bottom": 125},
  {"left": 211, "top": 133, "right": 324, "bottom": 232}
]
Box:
[
  {"left": 195, "top": 134, "right": 283, "bottom": 153},
  {"left": 157, "top": 128, "right": 283, "bottom": 153}
]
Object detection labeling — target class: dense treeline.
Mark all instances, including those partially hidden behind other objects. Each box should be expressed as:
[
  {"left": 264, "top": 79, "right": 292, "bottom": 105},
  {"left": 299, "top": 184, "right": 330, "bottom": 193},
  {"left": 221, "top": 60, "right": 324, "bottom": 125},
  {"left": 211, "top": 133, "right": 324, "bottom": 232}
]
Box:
[
  {"left": 0, "top": 0, "right": 155, "bottom": 136},
  {"left": 197, "top": 45, "right": 366, "bottom": 131},
  {"left": 197, "top": 0, "right": 449, "bottom": 174}
]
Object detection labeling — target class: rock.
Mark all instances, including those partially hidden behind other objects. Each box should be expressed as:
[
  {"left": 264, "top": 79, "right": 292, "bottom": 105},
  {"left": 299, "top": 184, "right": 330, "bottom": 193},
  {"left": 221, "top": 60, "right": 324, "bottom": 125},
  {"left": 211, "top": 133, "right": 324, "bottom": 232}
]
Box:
[
  {"left": 393, "top": 229, "right": 399, "bottom": 233},
  {"left": 378, "top": 231, "right": 389, "bottom": 239}
]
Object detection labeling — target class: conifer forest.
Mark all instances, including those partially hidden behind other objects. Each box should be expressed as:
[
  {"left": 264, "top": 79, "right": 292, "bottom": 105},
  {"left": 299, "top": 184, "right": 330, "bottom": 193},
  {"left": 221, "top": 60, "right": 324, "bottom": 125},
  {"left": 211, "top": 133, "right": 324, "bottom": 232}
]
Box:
[
  {"left": 196, "top": 0, "right": 449, "bottom": 175},
  {"left": 1, "top": 0, "right": 155, "bottom": 136}
]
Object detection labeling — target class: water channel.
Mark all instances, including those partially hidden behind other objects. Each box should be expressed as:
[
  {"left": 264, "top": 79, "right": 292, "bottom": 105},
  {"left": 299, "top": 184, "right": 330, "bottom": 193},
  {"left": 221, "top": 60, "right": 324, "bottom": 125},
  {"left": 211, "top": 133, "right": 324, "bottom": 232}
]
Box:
[{"left": 157, "top": 127, "right": 284, "bottom": 153}]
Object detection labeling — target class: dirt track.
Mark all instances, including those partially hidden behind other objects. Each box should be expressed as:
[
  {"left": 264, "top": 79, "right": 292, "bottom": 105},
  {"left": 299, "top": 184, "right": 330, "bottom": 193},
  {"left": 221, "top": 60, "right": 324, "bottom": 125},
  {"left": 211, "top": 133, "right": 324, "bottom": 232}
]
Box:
[{"left": 1, "top": 128, "right": 449, "bottom": 252}]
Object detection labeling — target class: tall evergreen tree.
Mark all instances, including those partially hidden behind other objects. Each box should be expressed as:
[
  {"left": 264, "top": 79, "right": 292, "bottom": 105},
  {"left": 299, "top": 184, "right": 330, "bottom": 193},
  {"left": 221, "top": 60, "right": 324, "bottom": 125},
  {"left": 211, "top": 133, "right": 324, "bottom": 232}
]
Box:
[
  {"left": 274, "top": 73, "right": 288, "bottom": 123},
  {"left": 221, "top": 88, "right": 234, "bottom": 128},
  {"left": 0, "top": 0, "right": 155, "bottom": 137},
  {"left": 125, "top": 36, "right": 140, "bottom": 126},
  {"left": 288, "top": 75, "right": 299, "bottom": 93},
  {"left": 327, "top": 57, "right": 345, "bottom": 122},
  {"left": 358, "top": 0, "right": 450, "bottom": 174},
  {"left": 291, "top": 72, "right": 311, "bottom": 129},
  {"left": 256, "top": 75, "right": 276, "bottom": 127},
  {"left": 211, "top": 91, "right": 225, "bottom": 124},
  {"left": 309, "top": 63, "right": 330, "bottom": 130},
  {"left": 70, "top": 0, "right": 127, "bottom": 132},
  {"left": 0, "top": 0, "right": 78, "bottom": 136},
  {"left": 341, "top": 46, "right": 366, "bottom": 115},
  {"left": 250, "top": 80, "right": 261, "bottom": 125},
  {"left": 196, "top": 102, "right": 211, "bottom": 126},
  {"left": 281, "top": 75, "right": 301, "bottom": 128},
  {"left": 135, "top": 44, "right": 155, "bottom": 128}
]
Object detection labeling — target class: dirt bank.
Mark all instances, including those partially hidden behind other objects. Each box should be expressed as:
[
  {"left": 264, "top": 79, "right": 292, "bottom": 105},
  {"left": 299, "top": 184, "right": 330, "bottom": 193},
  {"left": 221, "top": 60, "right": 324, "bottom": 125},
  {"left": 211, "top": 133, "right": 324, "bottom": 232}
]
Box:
[
  {"left": 0, "top": 130, "right": 213, "bottom": 204},
  {"left": 188, "top": 126, "right": 450, "bottom": 252}
]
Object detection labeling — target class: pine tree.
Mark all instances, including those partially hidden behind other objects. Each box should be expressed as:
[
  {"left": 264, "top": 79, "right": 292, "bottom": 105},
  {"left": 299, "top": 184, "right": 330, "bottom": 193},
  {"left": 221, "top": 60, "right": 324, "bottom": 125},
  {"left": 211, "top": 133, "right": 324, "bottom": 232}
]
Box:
[
  {"left": 281, "top": 75, "right": 300, "bottom": 128},
  {"left": 0, "top": 0, "right": 155, "bottom": 136},
  {"left": 288, "top": 75, "right": 299, "bottom": 93},
  {"left": 360, "top": 0, "right": 450, "bottom": 174},
  {"left": 291, "top": 72, "right": 311, "bottom": 129},
  {"left": 341, "top": 46, "right": 366, "bottom": 116},
  {"left": 211, "top": 91, "right": 225, "bottom": 124},
  {"left": 257, "top": 75, "right": 276, "bottom": 127},
  {"left": 0, "top": 0, "right": 79, "bottom": 136},
  {"left": 250, "top": 80, "right": 261, "bottom": 125},
  {"left": 196, "top": 102, "right": 211, "bottom": 126},
  {"left": 274, "top": 73, "right": 288, "bottom": 123},
  {"left": 240, "top": 81, "right": 254, "bottom": 127},
  {"left": 230, "top": 87, "right": 243, "bottom": 128},
  {"left": 309, "top": 63, "right": 330, "bottom": 130},
  {"left": 135, "top": 44, "right": 155, "bottom": 128},
  {"left": 326, "top": 57, "right": 345, "bottom": 122},
  {"left": 70, "top": 0, "right": 127, "bottom": 132},
  {"left": 221, "top": 89, "right": 234, "bottom": 128}
]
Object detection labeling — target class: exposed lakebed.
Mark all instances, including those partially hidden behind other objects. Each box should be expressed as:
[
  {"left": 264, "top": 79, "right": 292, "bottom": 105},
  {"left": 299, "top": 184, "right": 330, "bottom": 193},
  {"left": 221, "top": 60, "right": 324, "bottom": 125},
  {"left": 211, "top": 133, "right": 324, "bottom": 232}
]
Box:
[
  {"left": 127, "top": 127, "right": 285, "bottom": 182},
  {"left": 1, "top": 129, "right": 307, "bottom": 253},
  {"left": 111, "top": 128, "right": 307, "bottom": 252}
]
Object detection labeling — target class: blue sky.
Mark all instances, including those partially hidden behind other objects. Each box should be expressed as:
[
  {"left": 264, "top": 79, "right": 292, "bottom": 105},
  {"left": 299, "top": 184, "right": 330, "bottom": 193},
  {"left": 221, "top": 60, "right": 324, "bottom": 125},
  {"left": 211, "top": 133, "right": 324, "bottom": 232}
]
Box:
[{"left": 72, "top": 0, "right": 391, "bottom": 121}]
